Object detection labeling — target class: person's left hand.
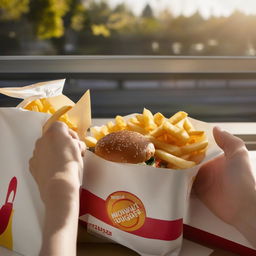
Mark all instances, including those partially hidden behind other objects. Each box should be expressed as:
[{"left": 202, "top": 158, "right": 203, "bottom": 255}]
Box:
[{"left": 29, "top": 121, "right": 86, "bottom": 203}]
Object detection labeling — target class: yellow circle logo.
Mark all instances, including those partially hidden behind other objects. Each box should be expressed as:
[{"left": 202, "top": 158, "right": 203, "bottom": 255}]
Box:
[{"left": 106, "top": 191, "right": 146, "bottom": 232}]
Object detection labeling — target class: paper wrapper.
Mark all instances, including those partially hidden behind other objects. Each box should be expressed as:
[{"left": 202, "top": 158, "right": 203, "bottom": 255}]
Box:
[
  {"left": 0, "top": 79, "right": 91, "bottom": 140},
  {"left": 79, "top": 117, "right": 222, "bottom": 256},
  {"left": 0, "top": 79, "right": 91, "bottom": 256}
]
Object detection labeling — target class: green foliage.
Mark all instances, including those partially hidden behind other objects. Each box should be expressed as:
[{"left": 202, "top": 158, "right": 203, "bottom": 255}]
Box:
[
  {"left": 141, "top": 3, "right": 154, "bottom": 18},
  {"left": 71, "top": 3, "right": 87, "bottom": 31},
  {"left": 91, "top": 24, "right": 110, "bottom": 37},
  {"left": 107, "top": 3, "right": 136, "bottom": 34},
  {"left": 31, "top": 0, "right": 72, "bottom": 39},
  {"left": 0, "top": 0, "right": 30, "bottom": 20},
  {"left": 1, "top": 0, "right": 256, "bottom": 55}
]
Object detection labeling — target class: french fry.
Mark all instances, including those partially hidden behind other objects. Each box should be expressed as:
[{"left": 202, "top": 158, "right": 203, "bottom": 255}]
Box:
[
  {"left": 106, "top": 121, "right": 116, "bottom": 132},
  {"left": 24, "top": 98, "right": 80, "bottom": 132},
  {"left": 169, "top": 111, "right": 188, "bottom": 125},
  {"left": 146, "top": 136, "right": 182, "bottom": 156},
  {"left": 180, "top": 140, "right": 208, "bottom": 155},
  {"left": 84, "top": 136, "right": 97, "bottom": 147},
  {"left": 188, "top": 150, "right": 206, "bottom": 164},
  {"left": 188, "top": 133, "right": 206, "bottom": 144},
  {"left": 43, "top": 105, "right": 72, "bottom": 133},
  {"left": 136, "top": 114, "right": 145, "bottom": 126},
  {"left": 115, "top": 115, "right": 127, "bottom": 130},
  {"left": 40, "top": 98, "right": 56, "bottom": 113},
  {"left": 150, "top": 122, "right": 166, "bottom": 137},
  {"left": 164, "top": 121, "right": 189, "bottom": 145},
  {"left": 127, "top": 121, "right": 146, "bottom": 135},
  {"left": 90, "top": 126, "right": 105, "bottom": 140},
  {"left": 155, "top": 149, "right": 196, "bottom": 169},
  {"left": 175, "top": 119, "right": 185, "bottom": 129},
  {"left": 183, "top": 118, "right": 194, "bottom": 132},
  {"left": 100, "top": 125, "right": 109, "bottom": 136},
  {"left": 153, "top": 112, "right": 165, "bottom": 126},
  {"left": 188, "top": 131, "right": 205, "bottom": 136},
  {"left": 31, "top": 105, "right": 40, "bottom": 112},
  {"left": 143, "top": 108, "right": 157, "bottom": 131},
  {"left": 26, "top": 99, "right": 44, "bottom": 112},
  {"left": 129, "top": 117, "right": 140, "bottom": 125}
]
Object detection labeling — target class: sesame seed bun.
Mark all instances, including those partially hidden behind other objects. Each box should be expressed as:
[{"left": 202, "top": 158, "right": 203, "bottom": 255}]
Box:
[{"left": 95, "top": 130, "right": 155, "bottom": 164}]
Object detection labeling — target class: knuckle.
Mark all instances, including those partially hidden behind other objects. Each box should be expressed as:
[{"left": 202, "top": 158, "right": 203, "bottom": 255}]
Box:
[
  {"left": 35, "top": 138, "right": 41, "bottom": 149},
  {"left": 29, "top": 158, "right": 34, "bottom": 172},
  {"left": 237, "top": 146, "right": 248, "bottom": 155},
  {"left": 235, "top": 136, "right": 245, "bottom": 147},
  {"left": 232, "top": 145, "right": 248, "bottom": 158},
  {"left": 46, "top": 121, "right": 67, "bottom": 135}
]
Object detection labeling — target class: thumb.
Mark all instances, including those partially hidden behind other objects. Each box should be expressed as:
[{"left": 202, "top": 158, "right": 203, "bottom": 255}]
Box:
[{"left": 213, "top": 126, "right": 245, "bottom": 158}]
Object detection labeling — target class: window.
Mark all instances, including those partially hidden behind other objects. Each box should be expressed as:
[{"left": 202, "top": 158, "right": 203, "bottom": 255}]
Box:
[
  {"left": 1, "top": 0, "right": 256, "bottom": 55},
  {"left": 1, "top": 1, "right": 256, "bottom": 123}
]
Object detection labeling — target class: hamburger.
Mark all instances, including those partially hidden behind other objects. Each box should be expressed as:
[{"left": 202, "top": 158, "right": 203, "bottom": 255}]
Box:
[{"left": 94, "top": 130, "right": 155, "bottom": 164}]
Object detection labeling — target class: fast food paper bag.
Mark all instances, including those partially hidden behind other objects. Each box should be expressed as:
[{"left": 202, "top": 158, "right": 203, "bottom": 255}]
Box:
[
  {"left": 79, "top": 117, "right": 222, "bottom": 256},
  {"left": 0, "top": 79, "right": 91, "bottom": 256}
]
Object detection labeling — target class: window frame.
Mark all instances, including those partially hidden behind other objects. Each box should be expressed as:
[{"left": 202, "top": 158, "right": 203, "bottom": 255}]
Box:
[{"left": 1, "top": 56, "right": 256, "bottom": 74}]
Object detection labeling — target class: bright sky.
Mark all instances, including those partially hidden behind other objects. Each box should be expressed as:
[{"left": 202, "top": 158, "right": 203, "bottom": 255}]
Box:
[{"left": 108, "top": 0, "right": 256, "bottom": 19}]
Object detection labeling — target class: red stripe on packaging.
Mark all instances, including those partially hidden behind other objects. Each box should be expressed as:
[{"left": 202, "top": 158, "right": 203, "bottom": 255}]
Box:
[
  {"left": 80, "top": 188, "right": 183, "bottom": 241},
  {"left": 183, "top": 224, "right": 256, "bottom": 256}
]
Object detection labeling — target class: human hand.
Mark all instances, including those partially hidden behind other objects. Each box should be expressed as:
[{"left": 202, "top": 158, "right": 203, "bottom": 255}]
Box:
[
  {"left": 30, "top": 122, "right": 85, "bottom": 256},
  {"left": 29, "top": 121, "right": 86, "bottom": 204},
  {"left": 193, "top": 126, "right": 256, "bottom": 247}
]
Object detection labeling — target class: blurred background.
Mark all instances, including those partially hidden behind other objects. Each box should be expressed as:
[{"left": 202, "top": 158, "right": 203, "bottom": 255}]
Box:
[
  {"left": 1, "top": 0, "right": 256, "bottom": 122},
  {"left": 1, "top": 0, "right": 256, "bottom": 55}
]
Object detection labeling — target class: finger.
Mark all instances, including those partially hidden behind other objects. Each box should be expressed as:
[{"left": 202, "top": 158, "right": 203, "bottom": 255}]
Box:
[
  {"left": 29, "top": 158, "right": 36, "bottom": 178},
  {"left": 77, "top": 140, "right": 86, "bottom": 157},
  {"left": 29, "top": 158, "right": 34, "bottom": 173},
  {"left": 69, "top": 129, "right": 79, "bottom": 140},
  {"left": 43, "top": 105, "right": 72, "bottom": 134},
  {"left": 213, "top": 126, "right": 246, "bottom": 158},
  {"left": 45, "top": 121, "right": 69, "bottom": 137}
]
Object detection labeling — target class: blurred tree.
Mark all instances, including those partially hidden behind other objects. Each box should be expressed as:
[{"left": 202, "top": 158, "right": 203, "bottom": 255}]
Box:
[
  {"left": 87, "top": 0, "right": 111, "bottom": 37},
  {"left": 141, "top": 3, "right": 154, "bottom": 18},
  {"left": 107, "top": 3, "right": 135, "bottom": 34},
  {"left": 1, "top": 0, "right": 256, "bottom": 55},
  {"left": 30, "top": 0, "right": 71, "bottom": 39},
  {"left": 0, "top": 0, "right": 30, "bottom": 20},
  {"left": 28, "top": 0, "right": 88, "bottom": 54},
  {"left": 71, "top": 2, "right": 87, "bottom": 31},
  {"left": 138, "top": 3, "right": 159, "bottom": 36}
]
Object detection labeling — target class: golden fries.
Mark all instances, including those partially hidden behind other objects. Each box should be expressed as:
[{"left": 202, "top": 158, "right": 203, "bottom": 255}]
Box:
[
  {"left": 43, "top": 106, "right": 72, "bottom": 133},
  {"left": 85, "top": 109, "right": 208, "bottom": 169},
  {"left": 84, "top": 136, "right": 98, "bottom": 147},
  {"left": 155, "top": 149, "right": 196, "bottom": 169},
  {"left": 43, "top": 105, "right": 72, "bottom": 133},
  {"left": 24, "top": 98, "right": 78, "bottom": 132},
  {"left": 169, "top": 111, "right": 188, "bottom": 125},
  {"left": 143, "top": 108, "right": 157, "bottom": 131}
]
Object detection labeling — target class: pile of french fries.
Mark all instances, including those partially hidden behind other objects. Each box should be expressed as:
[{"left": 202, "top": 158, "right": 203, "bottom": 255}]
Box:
[
  {"left": 24, "top": 98, "right": 77, "bottom": 132},
  {"left": 24, "top": 99, "right": 208, "bottom": 170},
  {"left": 85, "top": 109, "right": 208, "bottom": 170}
]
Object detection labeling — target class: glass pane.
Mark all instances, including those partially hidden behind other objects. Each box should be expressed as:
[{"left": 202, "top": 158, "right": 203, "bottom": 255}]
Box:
[
  {"left": 1, "top": 0, "right": 256, "bottom": 55},
  {"left": 1, "top": 74, "right": 256, "bottom": 122}
]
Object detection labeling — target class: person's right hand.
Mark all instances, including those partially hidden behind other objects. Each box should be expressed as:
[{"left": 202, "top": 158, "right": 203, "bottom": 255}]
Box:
[{"left": 193, "top": 127, "right": 256, "bottom": 247}]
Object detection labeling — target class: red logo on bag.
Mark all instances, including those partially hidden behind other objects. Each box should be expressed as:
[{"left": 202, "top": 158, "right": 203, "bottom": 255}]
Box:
[{"left": 0, "top": 177, "right": 17, "bottom": 235}]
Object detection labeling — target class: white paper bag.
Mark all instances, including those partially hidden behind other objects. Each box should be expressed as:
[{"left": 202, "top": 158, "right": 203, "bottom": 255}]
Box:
[
  {"left": 79, "top": 117, "right": 222, "bottom": 256},
  {"left": 0, "top": 79, "right": 91, "bottom": 256}
]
